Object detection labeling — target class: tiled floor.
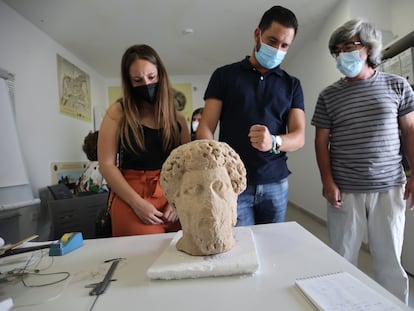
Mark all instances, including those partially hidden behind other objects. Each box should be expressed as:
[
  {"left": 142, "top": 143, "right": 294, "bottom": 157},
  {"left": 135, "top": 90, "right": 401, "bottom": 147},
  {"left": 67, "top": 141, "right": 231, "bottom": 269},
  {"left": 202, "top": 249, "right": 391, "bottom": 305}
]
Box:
[{"left": 286, "top": 203, "right": 414, "bottom": 309}]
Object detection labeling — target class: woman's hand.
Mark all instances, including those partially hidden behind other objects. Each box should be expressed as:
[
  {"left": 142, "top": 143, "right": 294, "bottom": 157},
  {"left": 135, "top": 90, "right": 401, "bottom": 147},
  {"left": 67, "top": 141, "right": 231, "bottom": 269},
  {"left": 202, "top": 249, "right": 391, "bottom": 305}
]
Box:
[
  {"left": 162, "top": 203, "right": 179, "bottom": 223},
  {"left": 131, "top": 200, "right": 164, "bottom": 225}
]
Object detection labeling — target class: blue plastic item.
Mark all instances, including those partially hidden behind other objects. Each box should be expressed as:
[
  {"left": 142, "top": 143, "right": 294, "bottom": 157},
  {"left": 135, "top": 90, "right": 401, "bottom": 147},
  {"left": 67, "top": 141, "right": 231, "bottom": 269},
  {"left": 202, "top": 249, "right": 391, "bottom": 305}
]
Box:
[{"left": 49, "top": 232, "right": 84, "bottom": 256}]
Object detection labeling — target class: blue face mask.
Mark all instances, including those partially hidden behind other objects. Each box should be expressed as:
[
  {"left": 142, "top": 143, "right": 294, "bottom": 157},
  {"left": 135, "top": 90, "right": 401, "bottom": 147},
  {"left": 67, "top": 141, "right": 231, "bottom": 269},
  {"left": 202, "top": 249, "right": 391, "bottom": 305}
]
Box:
[
  {"left": 255, "top": 38, "right": 286, "bottom": 69},
  {"left": 336, "top": 50, "right": 363, "bottom": 78}
]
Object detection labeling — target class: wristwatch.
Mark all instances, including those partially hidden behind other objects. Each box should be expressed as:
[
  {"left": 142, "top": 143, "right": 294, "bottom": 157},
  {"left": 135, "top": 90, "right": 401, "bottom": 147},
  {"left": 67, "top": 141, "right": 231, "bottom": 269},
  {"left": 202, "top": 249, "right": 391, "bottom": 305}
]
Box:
[
  {"left": 275, "top": 135, "right": 282, "bottom": 150},
  {"left": 270, "top": 135, "right": 282, "bottom": 154}
]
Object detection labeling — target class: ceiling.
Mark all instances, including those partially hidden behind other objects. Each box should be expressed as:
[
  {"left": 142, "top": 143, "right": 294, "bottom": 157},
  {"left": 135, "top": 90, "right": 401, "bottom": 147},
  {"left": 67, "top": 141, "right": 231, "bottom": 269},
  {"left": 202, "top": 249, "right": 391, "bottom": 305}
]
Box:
[{"left": 4, "top": 0, "right": 341, "bottom": 79}]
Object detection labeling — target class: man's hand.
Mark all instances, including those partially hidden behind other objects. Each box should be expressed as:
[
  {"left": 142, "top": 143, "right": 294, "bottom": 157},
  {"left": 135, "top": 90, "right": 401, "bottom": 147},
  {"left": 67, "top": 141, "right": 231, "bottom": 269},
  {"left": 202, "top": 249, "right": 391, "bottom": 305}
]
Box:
[
  {"left": 322, "top": 181, "right": 342, "bottom": 208},
  {"left": 404, "top": 177, "right": 414, "bottom": 210},
  {"left": 249, "top": 124, "right": 273, "bottom": 152}
]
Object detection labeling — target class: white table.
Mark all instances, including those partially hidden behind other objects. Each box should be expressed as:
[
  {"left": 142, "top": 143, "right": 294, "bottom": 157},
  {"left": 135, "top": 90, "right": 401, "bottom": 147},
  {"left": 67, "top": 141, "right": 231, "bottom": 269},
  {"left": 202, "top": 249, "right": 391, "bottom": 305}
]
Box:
[{"left": 1, "top": 222, "right": 410, "bottom": 310}]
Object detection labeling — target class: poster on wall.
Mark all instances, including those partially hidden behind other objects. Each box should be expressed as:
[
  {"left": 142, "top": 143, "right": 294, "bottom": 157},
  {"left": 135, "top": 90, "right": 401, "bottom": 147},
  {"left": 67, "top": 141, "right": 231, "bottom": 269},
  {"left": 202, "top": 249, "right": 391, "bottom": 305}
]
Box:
[
  {"left": 50, "top": 161, "right": 88, "bottom": 191},
  {"left": 57, "top": 54, "right": 92, "bottom": 122},
  {"left": 172, "top": 83, "right": 192, "bottom": 123},
  {"left": 107, "top": 83, "right": 193, "bottom": 122},
  {"left": 108, "top": 86, "right": 122, "bottom": 106}
]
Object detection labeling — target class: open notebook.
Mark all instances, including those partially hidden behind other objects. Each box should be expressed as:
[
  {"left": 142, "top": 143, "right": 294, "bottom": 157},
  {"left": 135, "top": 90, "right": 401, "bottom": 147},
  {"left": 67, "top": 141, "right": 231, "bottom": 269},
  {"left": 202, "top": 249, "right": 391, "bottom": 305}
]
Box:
[{"left": 295, "top": 271, "right": 402, "bottom": 311}]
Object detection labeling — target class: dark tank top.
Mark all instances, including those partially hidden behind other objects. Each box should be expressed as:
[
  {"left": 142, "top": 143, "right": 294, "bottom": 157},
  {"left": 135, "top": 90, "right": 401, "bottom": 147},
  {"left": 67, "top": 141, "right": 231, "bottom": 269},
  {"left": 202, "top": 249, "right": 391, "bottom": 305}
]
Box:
[{"left": 121, "top": 126, "right": 170, "bottom": 170}]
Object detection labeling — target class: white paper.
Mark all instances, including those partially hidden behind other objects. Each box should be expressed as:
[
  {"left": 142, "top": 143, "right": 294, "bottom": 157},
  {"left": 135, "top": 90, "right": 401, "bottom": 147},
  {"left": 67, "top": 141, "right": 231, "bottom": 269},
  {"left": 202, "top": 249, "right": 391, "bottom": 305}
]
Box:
[{"left": 295, "top": 271, "right": 401, "bottom": 311}]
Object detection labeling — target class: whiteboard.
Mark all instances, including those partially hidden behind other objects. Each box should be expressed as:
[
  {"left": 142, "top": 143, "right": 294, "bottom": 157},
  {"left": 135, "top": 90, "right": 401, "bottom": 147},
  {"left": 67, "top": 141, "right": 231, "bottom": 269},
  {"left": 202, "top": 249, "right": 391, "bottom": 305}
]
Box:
[{"left": 0, "top": 78, "right": 29, "bottom": 187}]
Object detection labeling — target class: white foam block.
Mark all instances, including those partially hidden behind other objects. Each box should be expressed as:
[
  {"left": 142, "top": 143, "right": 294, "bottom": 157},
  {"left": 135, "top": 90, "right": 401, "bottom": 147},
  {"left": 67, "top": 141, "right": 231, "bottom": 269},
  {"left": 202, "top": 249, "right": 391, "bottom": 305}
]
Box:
[
  {"left": 147, "top": 227, "right": 259, "bottom": 280},
  {"left": 0, "top": 297, "right": 13, "bottom": 311}
]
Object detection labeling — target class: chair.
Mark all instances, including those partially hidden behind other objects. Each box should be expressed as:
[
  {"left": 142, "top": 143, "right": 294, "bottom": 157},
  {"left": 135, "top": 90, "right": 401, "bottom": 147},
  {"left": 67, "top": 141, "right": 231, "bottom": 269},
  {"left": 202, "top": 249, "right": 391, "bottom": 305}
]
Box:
[{"left": 48, "top": 192, "right": 109, "bottom": 240}]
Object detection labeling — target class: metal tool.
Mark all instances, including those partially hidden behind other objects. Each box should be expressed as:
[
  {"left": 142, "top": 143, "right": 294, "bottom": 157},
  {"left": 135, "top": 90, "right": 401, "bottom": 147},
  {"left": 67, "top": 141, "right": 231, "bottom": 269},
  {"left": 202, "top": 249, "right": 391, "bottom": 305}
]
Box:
[
  {"left": 0, "top": 234, "right": 39, "bottom": 256},
  {"left": 0, "top": 243, "right": 50, "bottom": 258},
  {"left": 89, "top": 258, "right": 122, "bottom": 296}
]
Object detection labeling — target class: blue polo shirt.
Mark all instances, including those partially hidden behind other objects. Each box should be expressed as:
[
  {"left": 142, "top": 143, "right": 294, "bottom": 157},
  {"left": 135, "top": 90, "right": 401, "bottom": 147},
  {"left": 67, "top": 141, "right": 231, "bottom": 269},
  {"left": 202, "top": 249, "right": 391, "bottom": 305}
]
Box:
[{"left": 204, "top": 57, "right": 304, "bottom": 185}]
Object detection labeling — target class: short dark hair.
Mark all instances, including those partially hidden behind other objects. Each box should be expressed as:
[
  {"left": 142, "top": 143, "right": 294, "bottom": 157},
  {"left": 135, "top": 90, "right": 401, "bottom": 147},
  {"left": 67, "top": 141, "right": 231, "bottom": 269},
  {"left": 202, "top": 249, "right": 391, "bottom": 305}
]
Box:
[
  {"left": 258, "top": 5, "right": 298, "bottom": 36},
  {"left": 82, "top": 131, "right": 99, "bottom": 161},
  {"left": 191, "top": 108, "right": 204, "bottom": 119}
]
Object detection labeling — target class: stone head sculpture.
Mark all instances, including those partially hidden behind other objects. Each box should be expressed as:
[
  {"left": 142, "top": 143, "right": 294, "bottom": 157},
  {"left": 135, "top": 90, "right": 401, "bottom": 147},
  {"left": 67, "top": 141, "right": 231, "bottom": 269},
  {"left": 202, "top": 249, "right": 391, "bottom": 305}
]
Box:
[{"left": 160, "top": 140, "right": 246, "bottom": 256}]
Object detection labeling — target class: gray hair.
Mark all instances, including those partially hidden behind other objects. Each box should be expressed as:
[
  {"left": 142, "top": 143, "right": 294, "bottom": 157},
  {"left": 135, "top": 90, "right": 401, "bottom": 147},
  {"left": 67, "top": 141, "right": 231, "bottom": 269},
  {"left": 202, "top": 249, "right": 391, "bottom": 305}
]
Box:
[{"left": 328, "top": 18, "right": 382, "bottom": 68}]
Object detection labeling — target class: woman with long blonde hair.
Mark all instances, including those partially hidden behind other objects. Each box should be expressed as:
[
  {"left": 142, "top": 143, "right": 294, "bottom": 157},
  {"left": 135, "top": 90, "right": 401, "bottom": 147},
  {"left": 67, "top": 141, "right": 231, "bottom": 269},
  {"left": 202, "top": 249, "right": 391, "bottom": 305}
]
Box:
[{"left": 98, "top": 44, "right": 190, "bottom": 236}]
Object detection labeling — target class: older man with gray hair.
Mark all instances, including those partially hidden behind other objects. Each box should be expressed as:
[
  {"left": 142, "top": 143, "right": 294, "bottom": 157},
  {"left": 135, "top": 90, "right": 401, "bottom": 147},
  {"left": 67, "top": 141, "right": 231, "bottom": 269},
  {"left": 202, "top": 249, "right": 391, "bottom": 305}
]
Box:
[{"left": 312, "top": 18, "right": 414, "bottom": 303}]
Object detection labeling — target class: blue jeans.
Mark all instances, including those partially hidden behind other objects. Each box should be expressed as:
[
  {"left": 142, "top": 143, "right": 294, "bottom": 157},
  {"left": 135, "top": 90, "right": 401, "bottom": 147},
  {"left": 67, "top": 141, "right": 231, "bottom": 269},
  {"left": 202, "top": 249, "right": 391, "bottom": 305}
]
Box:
[{"left": 236, "top": 178, "right": 289, "bottom": 226}]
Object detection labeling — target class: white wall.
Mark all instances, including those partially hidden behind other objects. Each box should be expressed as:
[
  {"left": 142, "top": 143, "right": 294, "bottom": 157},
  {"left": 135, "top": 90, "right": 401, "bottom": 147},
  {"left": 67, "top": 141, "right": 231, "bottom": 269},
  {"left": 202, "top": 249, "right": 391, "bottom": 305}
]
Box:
[
  {"left": 388, "top": 0, "right": 414, "bottom": 41},
  {"left": 0, "top": 1, "right": 107, "bottom": 196}
]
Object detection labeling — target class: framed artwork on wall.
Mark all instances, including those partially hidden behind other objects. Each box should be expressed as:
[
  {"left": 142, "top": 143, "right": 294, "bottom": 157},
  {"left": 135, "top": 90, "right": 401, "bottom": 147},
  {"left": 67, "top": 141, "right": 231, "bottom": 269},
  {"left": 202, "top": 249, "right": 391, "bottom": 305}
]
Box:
[
  {"left": 50, "top": 161, "right": 88, "bottom": 191},
  {"left": 57, "top": 54, "right": 92, "bottom": 122},
  {"left": 172, "top": 83, "right": 192, "bottom": 123}
]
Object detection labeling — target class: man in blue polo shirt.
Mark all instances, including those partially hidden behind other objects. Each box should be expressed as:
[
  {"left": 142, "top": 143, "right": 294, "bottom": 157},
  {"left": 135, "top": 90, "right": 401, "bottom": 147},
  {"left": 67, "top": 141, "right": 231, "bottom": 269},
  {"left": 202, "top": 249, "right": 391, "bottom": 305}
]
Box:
[{"left": 197, "top": 5, "right": 305, "bottom": 226}]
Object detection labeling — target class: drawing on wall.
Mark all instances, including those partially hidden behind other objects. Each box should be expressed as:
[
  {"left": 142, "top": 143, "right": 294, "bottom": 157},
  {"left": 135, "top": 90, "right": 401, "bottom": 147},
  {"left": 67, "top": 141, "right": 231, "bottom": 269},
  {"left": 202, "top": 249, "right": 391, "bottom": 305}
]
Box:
[
  {"left": 57, "top": 54, "right": 91, "bottom": 122},
  {"left": 172, "top": 83, "right": 192, "bottom": 123}
]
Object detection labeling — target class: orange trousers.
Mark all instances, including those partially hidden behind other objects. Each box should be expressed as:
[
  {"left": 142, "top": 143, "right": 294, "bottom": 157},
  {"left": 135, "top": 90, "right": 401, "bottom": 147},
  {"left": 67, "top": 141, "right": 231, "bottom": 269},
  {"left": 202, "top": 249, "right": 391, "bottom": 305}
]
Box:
[{"left": 110, "top": 169, "right": 181, "bottom": 236}]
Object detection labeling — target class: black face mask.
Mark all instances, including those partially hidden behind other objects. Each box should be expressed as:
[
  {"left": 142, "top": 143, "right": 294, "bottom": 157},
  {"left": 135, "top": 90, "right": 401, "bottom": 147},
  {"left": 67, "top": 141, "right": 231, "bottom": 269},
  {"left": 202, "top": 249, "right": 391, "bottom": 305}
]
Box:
[{"left": 132, "top": 82, "right": 159, "bottom": 104}]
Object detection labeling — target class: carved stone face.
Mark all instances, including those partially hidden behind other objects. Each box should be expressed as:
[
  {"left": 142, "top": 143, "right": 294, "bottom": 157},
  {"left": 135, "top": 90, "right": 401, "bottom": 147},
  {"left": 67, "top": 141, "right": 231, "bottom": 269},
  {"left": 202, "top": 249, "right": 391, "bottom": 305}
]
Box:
[
  {"left": 160, "top": 140, "right": 247, "bottom": 256},
  {"left": 173, "top": 167, "right": 237, "bottom": 255}
]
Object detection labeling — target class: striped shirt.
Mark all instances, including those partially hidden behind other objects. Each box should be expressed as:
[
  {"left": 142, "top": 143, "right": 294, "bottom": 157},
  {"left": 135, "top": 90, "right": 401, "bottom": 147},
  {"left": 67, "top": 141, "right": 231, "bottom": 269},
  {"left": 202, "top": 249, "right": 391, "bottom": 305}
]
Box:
[{"left": 311, "top": 71, "right": 414, "bottom": 192}]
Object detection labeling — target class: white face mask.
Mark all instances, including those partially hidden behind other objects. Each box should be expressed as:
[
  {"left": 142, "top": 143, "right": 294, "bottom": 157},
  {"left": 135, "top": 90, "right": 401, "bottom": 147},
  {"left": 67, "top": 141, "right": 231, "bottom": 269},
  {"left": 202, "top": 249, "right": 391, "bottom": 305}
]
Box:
[{"left": 191, "top": 120, "right": 199, "bottom": 132}]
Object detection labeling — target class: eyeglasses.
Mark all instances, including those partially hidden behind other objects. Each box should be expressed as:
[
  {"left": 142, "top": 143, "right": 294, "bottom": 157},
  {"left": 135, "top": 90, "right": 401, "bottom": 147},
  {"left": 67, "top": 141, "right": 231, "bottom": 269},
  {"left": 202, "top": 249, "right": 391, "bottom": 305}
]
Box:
[{"left": 331, "top": 41, "right": 363, "bottom": 57}]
